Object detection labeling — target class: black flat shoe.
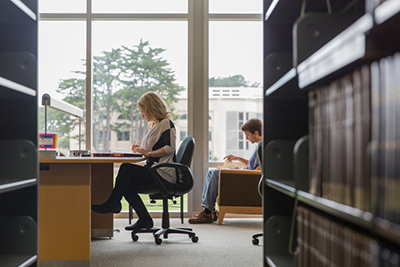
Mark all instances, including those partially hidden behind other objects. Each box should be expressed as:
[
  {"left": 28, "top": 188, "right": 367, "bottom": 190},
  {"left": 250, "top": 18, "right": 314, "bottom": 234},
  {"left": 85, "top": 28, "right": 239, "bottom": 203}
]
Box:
[
  {"left": 91, "top": 202, "right": 121, "bottom": 214},
  {"left": 125, "top": 218, "right": 154, "bottom": 231}
]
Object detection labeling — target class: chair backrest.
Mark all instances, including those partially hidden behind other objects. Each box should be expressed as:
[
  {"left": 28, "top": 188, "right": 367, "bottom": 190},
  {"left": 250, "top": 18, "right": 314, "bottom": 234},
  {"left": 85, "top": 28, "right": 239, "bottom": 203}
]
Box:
[
  {"left": 256, "top": 140, "right": 263, "bottom": 172},
  {"left": 174, "top": 136, "right": 195, "bottom": 194},
  {"left": 176, "top": 136, "right": 195, "bottom": 167},
  {"left": 256, "top": 141, "right": 263, "bottom": 197}
]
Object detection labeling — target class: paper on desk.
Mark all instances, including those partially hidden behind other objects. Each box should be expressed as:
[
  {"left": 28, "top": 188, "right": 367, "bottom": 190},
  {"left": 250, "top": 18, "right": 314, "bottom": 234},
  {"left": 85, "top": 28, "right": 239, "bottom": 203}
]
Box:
[{"left": 221, "top": 160, "right": 244, "bottom": 169}]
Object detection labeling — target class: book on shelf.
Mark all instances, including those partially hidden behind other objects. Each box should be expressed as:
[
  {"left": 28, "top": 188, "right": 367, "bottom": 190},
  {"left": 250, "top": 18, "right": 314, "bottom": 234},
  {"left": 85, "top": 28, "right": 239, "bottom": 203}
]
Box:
[
  {"left": 308, "top": 89, "right": 320, "bottom": 196},
  {"left": 370, "top": 60, "right": 381, "bottom": 219},
  {"left": 308, "top": 51, "right": 400, "bottom": 224},
  {"left": 297, "top": 206, "right": 383, "bottom": 267},
  {"left": 343, "top": 74, "right": 355, "bottom": 207},
  {"left": 373, "top": 53, "right": 400, "bottom": 224},
  {"left": 353, "top": 65, "right": 372, "bottom": 212},
  {"left": 308, "top": 63, "right": 372, "bottom": 210}
]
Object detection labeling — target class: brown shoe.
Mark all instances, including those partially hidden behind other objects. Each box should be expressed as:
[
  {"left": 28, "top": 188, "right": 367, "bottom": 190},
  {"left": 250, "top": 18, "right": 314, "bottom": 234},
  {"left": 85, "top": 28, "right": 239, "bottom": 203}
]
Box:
[{"left": 188, "top": 210, "right": 213, "bottom": 224}]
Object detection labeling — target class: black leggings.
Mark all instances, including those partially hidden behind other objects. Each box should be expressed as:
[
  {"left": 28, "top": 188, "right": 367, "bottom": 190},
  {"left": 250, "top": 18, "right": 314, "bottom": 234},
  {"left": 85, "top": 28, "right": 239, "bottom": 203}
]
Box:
[{"left": 112, "top": 163, "right": 171, "bottom": 219}]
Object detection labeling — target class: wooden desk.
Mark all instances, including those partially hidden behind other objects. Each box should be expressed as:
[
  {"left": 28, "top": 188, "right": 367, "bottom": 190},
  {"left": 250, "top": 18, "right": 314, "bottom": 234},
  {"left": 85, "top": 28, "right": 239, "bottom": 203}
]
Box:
[{"left": 39, "top": 157, "right": 144, "bottom": 267}]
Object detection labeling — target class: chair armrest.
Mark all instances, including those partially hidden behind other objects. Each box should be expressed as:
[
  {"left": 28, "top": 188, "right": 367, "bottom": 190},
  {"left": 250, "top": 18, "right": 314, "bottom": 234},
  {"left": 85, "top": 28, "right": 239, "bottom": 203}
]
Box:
[
  {"left": 150, "top": 162, "right": 192, "bottom": 172},
  {"left": 149, "top": 162, "right": 193, "bottom": 197},
  {"left": 217, "top": 169, "right": 262, "bottom": 207}
]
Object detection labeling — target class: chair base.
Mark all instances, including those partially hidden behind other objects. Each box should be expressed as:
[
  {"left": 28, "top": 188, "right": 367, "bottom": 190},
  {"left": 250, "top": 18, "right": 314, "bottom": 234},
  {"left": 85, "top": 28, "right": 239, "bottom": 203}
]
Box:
[
  {"left": 252, "top": 232, "right": 263, "bottom": 245},
  {"left": 130, "top": 226, "right": 199, "bottom": 245}
]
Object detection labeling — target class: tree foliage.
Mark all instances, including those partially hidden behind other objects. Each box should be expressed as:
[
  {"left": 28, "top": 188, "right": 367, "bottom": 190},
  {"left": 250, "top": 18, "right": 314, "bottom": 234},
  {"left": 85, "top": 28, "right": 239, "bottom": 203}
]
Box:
[
  {"left": 209, "top": 74, "right": 260, "bottom": 87},
  {"left": 50, "top": 40, "right": 184, "bottom": 152}
]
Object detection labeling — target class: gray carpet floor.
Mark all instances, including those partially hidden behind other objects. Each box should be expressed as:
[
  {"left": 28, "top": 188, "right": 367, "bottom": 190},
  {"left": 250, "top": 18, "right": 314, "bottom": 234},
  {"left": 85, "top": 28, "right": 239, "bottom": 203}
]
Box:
[{"left": 91, "top": 218, "right": 263, "bottom": 267}]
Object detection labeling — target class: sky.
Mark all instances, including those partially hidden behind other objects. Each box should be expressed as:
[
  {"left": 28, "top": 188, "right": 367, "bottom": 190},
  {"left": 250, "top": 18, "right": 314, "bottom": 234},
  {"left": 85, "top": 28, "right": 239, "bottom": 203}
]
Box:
[{"left": 38, "top": 0, "right": 262, "bottom": 99}]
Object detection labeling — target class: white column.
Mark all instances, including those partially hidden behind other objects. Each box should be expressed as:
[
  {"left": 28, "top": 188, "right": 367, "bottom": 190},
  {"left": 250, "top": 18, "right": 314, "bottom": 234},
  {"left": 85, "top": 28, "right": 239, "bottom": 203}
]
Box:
[
  {"left": 86, "top": 0, "right": 93, "bottom": 151},
  {"left": 188, "top": 0, "right": 209, "bottom": 212}
]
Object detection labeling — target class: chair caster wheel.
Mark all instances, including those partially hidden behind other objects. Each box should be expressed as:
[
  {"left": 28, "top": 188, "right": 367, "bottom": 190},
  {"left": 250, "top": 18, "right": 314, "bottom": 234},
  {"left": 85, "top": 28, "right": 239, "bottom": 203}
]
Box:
[
  {"left": 155, "top": 237, "right": 162, "bottom": 245},
  {"left": 252, "top": 238, "right": 259, "bottom": 245},
  {"left": 131, "top": 232, "right": 139, "bottom": 241},
  {"left": 191, "top": 235, "right": 199, "bottom": 243}
]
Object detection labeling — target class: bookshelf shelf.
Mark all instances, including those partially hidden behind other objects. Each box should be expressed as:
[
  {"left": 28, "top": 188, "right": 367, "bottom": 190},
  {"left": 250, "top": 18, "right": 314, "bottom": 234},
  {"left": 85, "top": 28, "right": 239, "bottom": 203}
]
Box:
[
  {"left": 265, "top": 68, "right": 297, "bottom": 97},
  {"left": 0, "top": 178, "right": 37, "bottom": 194},
  {"left": 0, "top": 255, "right": 37, "bottom": 267},
  {"left": 0, "top": 76, "right": 36, "bottom": 97},
  {"left": 297, "top": 190, "right": 374, "bottom": 229},
  {"left": 0, "top": 216, "right": 37, "bottom": 265},
  {"left": 374, "top": 218, "right": 400, "bottom": 246},
  {"left": 264, "top": 0, "right": 303, "bottom": 23},
  {"left": 374, "top": 0, "right": 400, "bottom": 24},
  {"left": 267, "top": 179, "right": 296, "bottom": 198},
  {"left": 266, "top": 255, "right": 294, "bottom": 267},
  {"left": 10, "top": 0, "right": 37, "bottom": 20},
  {"left": 0, "top": 0, "right": 36, "bottom": 22},
  {"left": 297, "top": 14, "right": 373, "bottom": 89},
  {"left": 264, "top": 0, "right": 279, "bottom": 21}
]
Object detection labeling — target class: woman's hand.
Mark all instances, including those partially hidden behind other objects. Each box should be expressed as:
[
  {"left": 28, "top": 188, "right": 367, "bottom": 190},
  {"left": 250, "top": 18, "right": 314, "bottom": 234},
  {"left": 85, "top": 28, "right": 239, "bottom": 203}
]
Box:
[{"left": 132, "top": 145, "right": 149, "bottom": 157}]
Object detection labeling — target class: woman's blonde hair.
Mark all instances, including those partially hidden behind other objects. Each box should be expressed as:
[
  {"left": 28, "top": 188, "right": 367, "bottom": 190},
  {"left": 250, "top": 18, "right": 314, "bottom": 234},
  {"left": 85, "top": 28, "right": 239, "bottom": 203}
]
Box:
[{"left": 138, "top": 91, "right": 172, "bottom": 129}]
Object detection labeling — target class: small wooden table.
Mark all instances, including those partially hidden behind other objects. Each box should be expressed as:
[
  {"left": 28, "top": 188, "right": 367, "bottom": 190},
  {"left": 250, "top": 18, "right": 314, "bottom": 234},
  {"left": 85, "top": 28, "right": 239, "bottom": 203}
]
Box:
[{"left": 39, "top": 156, "right": 144, "bottom": 267}]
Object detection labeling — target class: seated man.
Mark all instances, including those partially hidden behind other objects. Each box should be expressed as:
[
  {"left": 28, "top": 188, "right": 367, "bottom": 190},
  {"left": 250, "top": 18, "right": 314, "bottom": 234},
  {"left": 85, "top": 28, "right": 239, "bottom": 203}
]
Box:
[{"left": 189, "top": 118, "right": 263, "bottom": 224}]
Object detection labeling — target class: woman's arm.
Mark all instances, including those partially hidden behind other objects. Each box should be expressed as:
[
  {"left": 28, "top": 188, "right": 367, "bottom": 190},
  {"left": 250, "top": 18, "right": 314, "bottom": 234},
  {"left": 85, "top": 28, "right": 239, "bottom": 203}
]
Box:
[
  {"left": 134, "top": 119, "right": 176, "bottom": 158},
  {"left": 132, "top": 146, "right": 170, "bottom": 158}
]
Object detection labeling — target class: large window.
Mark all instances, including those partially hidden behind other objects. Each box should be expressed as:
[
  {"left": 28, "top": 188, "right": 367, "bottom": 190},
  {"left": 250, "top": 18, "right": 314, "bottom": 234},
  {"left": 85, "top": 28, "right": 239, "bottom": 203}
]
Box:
[
  {"left": 38, "top": 0, "right": 262, "bottom": 213},
  {"left": 38, "top": 13, "right": 188, "bottom": 156},
  {"left": 209, "top": 0, "right": 262, "bottom": 14},
  {"left": 39, "top": 0, "right": 85, "bottom": 13},
  {"left": 92, "top": 21, "right": 187, "bottom": 153},
  {"left": 92, "top": 0, "right": 188, "bottom": 13},
  {"left": 208, "top": 21, "right": 263, "bottom": 161},
  {"left": 38, "top": 21, "right": 86, "bottom": 151}
]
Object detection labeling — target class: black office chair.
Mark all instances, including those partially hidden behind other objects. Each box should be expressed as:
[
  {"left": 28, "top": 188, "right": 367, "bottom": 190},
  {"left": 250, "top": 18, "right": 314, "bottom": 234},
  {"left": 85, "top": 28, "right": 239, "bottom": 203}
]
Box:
[
  {"left": 129, "top": 136, "right": 199, "bottom": 245},
  {"left": 252, "top": 141, "right": 263, "bottom": 245}
]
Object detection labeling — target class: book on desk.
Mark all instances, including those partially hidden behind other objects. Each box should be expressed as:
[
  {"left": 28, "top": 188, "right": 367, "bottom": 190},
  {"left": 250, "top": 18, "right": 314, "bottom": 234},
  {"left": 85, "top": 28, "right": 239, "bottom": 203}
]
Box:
[{"left": 92, "top": 152, "right": 142, "bottom": 158}]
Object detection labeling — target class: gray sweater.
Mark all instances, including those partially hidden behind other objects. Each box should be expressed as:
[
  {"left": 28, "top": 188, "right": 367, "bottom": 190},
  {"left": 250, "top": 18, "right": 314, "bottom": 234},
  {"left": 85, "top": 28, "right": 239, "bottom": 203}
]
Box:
[{"left": 142, "top": 118, "right": 176, "bottom": 183}]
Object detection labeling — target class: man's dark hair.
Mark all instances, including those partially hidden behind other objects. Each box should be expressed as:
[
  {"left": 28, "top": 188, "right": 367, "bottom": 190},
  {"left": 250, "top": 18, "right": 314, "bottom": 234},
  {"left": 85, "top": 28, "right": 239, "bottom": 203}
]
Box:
[{"left": 241, "top": 118, "right": 262, "bottom": 135}]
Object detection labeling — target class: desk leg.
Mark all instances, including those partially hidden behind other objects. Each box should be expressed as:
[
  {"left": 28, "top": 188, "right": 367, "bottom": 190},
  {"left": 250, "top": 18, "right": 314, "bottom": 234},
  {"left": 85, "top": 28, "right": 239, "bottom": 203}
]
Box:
[
  {"left": 91, "top": 163, "right": 114, "bottom": 238},
  {"left": 39, "top": 163, "right": 90, "bottom": 266}
]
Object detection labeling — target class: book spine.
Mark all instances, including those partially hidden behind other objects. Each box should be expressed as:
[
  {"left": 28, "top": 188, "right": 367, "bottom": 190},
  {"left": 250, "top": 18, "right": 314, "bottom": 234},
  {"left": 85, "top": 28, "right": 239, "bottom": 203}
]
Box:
[{"left": 297, "top": 206, "right": 385, "bottom": 266}]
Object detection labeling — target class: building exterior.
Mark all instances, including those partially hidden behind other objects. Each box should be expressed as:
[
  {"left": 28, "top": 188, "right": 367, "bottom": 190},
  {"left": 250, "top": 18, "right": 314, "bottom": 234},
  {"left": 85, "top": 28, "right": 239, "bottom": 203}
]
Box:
[{"left": 172, "top": 86, "right": 263, "bottom": 161}]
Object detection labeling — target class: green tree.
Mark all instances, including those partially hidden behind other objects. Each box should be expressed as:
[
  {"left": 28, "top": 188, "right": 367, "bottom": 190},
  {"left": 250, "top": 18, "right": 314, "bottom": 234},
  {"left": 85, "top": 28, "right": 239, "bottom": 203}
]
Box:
[
  {"left": 209, "top": 74, "right": 260, "bottom": 87},
  {"left": 115, "top": 40, "right": 183, "bottom": 143},
  {"left": 58, "top": 77, "right": 87, "bottom": 150},
  {"left": 92, "top": 48, "right": 124, "bottom": 151},
  {"left": 52, "top": 40, "right": 183, "bottom": 152}
]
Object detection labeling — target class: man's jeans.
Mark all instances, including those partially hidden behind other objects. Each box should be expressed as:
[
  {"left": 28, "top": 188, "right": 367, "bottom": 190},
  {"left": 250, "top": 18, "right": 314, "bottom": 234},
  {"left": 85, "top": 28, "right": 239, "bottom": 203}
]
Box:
[{"left": 201, "top": 169, "right": 220, "bottom": 210}]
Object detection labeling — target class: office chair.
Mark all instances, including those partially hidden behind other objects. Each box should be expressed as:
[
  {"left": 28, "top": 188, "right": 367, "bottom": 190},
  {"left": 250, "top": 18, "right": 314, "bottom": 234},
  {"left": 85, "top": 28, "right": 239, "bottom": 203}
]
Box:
[
  {"left": 252, "top": 141, "right": 263, "bottom": 245},
  {"left": 129, "top": 136, "right": 199, "bottom": 245}
]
